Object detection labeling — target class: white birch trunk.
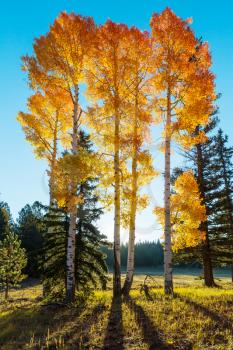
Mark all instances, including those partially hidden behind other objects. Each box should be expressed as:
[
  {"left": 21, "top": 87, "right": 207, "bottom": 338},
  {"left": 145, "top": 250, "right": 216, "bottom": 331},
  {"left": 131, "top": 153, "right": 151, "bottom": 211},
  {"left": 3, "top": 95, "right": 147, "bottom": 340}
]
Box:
[
  {"left": 43, "top": 116, "right": 58, "bottom": 298},
  {"left": 164, "top": 86, "right": 173, "bottom": 295},
  {"left": 113, "top": 110, "right": 121, "bottom": 297},
  {"left": 123, "top": 161, "right": 137, "bottom": 295},
  {"left": 49, "top": 114, "right": 58, "bottom": 206},
  {"left": 66, "top": 84, "right": 79, "bottom": 302},
  {"left": 123, "top": 93, "right": 138, "bottom": 296}
]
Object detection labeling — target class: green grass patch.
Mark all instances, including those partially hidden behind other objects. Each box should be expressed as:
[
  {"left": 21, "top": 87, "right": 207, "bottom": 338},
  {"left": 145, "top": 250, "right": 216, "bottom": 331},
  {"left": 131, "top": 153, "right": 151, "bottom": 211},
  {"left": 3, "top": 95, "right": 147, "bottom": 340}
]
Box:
[{"left": 0, "top": 275, "right": 232, "bottom": 349}]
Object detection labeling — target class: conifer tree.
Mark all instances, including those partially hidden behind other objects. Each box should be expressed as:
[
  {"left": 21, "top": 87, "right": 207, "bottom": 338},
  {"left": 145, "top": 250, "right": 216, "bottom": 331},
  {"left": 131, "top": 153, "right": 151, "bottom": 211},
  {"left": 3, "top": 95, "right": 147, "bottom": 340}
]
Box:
[
  {"left": 213, "top": 129, "right": 233, "bottom": 279},
  {"left": 195, "top": 128, "right": 216, "bottom": 286},
  {"left": 192, "top": 121, "right": 225, "bottom": 286},
  {"left": 171, "top": 119, "right": 217, "bottom": 286},
  {"left": 16, "top": 202, "right": 45, "bottom": 277},
  {"left": 41, "top": 205, "right": 69, "bottom": 297},
  {"left": 173, "top": 119, "right": 233, "bottom": 286},
  {"left": 0, "top": 233, "right": 27, "bottom": 299},
  {"left": 0, "top": 202, "right": 13, "bottom": 241},
  {"left": 102, "top": 240, "right": 164, "bottom": 269},
  {"left": 42, "top": 131, "right": 108, "bottom": 298}
]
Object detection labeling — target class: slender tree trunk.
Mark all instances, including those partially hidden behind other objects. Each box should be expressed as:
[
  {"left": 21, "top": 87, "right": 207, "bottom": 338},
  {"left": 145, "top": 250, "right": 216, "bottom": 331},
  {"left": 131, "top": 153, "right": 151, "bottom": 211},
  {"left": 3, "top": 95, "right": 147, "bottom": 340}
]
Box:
[
  {"left": 164, "top": 86, "right": 173, "bottom": 295},
  {"left": 75, "top": 183, "right": 84, "bottom": 292},
  {"left": 196, "top": 135, "right": 215, "bottom": 287},
  {"left": 218, "top": 139, "right": 233, "bottom": 283},
  {"left": 66, "top": 84, "right": 79, "bottom": 302},
  {"left": 201, "top": 237, "right": 215, "bottom": 286},
  {"left": 113, "top": 109, "right": 121, "bottom": 298},
  {"left": 5, "top": 283, "right": 9, "bottom": 300},
  {"left": 43, "top": 116, "right": 59, "bottom": 298},
  {"left": 122, "top": 93, "right": 138, "bottom": 296},
  {"left": 202, "top": 232, "right": 215, "bottom": 286},
  {"left": 49, "top": 115, "right": 58, "bottom": 206},
  {"left": 122, "top": 163, "right": 137, "bottom": 296}
]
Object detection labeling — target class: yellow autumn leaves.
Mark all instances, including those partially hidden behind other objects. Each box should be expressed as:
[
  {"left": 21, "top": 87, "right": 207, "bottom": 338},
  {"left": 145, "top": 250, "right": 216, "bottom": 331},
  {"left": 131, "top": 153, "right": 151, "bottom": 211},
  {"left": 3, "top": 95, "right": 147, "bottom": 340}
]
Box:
[
  {"left": 154, "top": 171, "right": 206, "bottom": 252},
  {"left": 18, "top": 7, "right": 215, "bottom": 266}
]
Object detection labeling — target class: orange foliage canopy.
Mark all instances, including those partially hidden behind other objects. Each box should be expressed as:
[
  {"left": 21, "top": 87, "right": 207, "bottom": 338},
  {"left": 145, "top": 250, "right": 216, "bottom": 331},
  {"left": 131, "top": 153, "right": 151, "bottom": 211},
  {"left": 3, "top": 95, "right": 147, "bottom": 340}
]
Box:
[
  {"left": 150, "top": 8, "right": 216, "bottom": 149},
  {"left": 22, "top": 12, "right": 95, "bottom": 95},
  {"left": 154, "top": 171, "right": 206, "bottom": 251},
  {"left": 17, "top": 87, "right": 72, "bottom": 161}
]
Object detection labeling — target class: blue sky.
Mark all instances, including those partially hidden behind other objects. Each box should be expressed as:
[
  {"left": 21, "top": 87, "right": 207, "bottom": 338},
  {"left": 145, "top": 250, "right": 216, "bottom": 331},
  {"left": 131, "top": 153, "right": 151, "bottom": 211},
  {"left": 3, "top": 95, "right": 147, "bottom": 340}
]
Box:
[{"left": 0, "top": 0, "right": 233, "bottom": 242}]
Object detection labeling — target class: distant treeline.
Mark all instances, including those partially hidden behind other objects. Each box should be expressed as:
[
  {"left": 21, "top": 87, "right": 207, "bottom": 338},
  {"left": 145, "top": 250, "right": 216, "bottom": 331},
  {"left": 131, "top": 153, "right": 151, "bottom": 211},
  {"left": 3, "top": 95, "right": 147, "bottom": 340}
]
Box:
[{"left": 102, "top": 240, "right": 164, "bottom": 269}]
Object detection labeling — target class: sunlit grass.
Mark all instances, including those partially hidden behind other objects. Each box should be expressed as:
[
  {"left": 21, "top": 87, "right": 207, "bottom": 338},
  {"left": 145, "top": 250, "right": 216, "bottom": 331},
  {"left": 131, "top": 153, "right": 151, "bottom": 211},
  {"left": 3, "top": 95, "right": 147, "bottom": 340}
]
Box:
[{"left": 0, "top": 274, "right": 232, "bottom": 349}]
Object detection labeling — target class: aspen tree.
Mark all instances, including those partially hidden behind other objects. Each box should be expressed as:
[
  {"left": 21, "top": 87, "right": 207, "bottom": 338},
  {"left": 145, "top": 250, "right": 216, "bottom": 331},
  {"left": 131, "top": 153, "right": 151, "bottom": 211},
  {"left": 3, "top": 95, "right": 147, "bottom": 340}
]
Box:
[
  {"left": 150, "top": 8, "right": 215, "bottom": 294},
  {"left": 18, "top": 88, "right": 72, "bottom": 204},
  {"left": 22, "top": 13, "right": 95, "bottom": 301},
  {"left": 121, "top": 27, "right": 156, "bottom": 295},
  {"left": 86, "top": 21, "right": 131, "bottom": 297}
]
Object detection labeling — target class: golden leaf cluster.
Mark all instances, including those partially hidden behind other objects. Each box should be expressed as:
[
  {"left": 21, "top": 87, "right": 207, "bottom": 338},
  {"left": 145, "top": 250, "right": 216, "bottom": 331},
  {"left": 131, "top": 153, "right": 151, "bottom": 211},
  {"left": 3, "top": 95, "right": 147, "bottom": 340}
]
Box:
[{"left": 154, "top": 171, "right": 206, "bottom": 251}]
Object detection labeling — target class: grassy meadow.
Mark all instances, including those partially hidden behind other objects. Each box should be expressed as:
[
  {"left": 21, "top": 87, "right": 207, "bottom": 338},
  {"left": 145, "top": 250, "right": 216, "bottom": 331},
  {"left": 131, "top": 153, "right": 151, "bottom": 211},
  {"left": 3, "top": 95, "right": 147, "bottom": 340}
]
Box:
[{"left": 0, "top": 274, "right": 233, "bottom": 350}]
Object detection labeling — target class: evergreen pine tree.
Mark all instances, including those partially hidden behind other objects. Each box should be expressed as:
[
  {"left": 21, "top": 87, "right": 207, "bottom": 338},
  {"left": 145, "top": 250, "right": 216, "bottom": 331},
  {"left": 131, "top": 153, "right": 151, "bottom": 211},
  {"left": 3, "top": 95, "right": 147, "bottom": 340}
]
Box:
[
  {"left": 42, "top": 205, "right": 69, "bottom": 297},
  {"left": 213, "top": 129, "right": 233, "bottom": 280},
  {"left": 16, "top": 202, "right": 44, "bottom": 277},
  {"left": 173, "top": 119, "right": 233, "bottom": 285},
  {"left": 173, "top": 118, "right": 218, "bottom": 285},
  {"left": 102, "top": 240, "right": 164, "bottom": 270},
  {"left": 0, "top": 233, "right": 27, "bottom": 299},
  {"left": 0, "top": 202, "right": 14, "bottom": 241},
  {"left": 42, "top": 131, "right": 109, "bottom": 299}
]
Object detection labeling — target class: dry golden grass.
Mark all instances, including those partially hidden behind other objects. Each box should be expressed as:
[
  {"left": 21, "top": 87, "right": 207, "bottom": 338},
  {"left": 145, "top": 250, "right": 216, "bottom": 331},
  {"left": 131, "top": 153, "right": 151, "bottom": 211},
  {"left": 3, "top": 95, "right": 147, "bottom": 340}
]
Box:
[{"left": 0, "top": 274, "right": 232, "bottom": 349}]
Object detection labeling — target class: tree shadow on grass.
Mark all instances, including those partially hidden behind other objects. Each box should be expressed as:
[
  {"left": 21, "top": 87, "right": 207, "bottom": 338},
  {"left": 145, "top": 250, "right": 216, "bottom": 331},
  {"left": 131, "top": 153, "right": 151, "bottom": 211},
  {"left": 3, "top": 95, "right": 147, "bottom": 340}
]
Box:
[
  {"left": 0, "top": 301, "right": 106, "bottom": 350},
  {"left": 64, "top": 303, "right": 107, "bottom": 349},
  {"left": 125, "top": 296, "right": 192, "bottom": 350},
  {"left": 103, "top": 296, "right": 124, "bottom": 350},
  {"left": 0, "top": 304, "right": 60, "bottom": 349},
  {"left": 176, "top": 293, "right": 233, "bottom": 335}
]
